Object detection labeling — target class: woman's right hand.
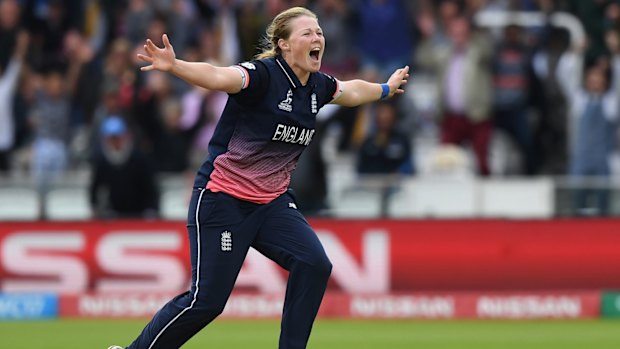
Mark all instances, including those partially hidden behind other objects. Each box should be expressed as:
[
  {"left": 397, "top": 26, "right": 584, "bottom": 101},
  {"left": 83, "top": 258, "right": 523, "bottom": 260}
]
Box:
[{"left": 137, "top": 34, "right": 176, "bottom": 72}]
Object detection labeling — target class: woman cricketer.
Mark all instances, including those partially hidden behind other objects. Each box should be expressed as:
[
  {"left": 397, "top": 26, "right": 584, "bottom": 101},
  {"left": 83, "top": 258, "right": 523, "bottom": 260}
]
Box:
[{"left": 108, "top": 6, "right": 408, "bottom": 349}]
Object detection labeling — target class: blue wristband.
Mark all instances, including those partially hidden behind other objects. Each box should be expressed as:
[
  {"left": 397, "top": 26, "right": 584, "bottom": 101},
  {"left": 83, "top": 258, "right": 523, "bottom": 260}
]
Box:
[{"left": 380, "top": 83, "right": 390, "bottom": 100}]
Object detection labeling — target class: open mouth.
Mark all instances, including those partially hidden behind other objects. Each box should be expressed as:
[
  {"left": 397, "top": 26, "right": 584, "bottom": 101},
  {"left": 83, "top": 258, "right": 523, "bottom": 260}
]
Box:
[{"left": 309, "top": 48, "right": 320, "bottom": 61}]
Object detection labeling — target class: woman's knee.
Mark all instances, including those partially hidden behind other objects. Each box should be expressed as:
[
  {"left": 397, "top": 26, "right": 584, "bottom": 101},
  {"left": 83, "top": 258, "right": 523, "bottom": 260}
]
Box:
[
  {"left": 197, "top": 304, "right": 225, "bottom": 320},
  {"left": 317, "top": 255, "right": 333, "bottom": 277},
  {"left": 296, "top": 254, "right": 332, "bottom": 280},
  {"left": 192, "top": 296, "right": 227, "bottom": 319}
]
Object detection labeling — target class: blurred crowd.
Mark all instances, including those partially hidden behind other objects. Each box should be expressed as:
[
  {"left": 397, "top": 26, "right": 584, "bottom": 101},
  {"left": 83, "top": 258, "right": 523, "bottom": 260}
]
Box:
[{"left": 0, "top": 0, "right": 619, "bottom": 218}]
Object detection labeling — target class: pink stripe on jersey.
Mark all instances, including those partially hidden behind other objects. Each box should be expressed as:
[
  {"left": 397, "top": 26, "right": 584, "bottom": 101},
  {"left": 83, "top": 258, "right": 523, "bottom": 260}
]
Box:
[
  {"left": 207, "top": 170, "right": 288, "bottom": 204},
  {"left": 206, "top": 133, "right": 302, "bottom": 204}
]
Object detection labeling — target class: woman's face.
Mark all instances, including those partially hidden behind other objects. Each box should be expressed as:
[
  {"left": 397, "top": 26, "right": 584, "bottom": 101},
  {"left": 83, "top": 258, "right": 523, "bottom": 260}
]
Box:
[
  {"left": 280, "top": 15, "right": 325, "bottom": 76},
  {"left": 586, "top": 68, "right": 607, "bottom": 94}
]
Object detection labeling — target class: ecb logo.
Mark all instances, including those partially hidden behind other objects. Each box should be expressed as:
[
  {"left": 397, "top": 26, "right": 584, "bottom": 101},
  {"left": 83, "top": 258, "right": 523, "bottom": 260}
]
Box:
[{"left": 221, "top": 231, "right": 232, "bottom": 252}]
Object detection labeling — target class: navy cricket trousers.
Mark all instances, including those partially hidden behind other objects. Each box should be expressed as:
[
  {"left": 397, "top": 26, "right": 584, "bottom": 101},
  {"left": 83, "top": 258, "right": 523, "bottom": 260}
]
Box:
[{"left": 127, "top": 188, "right": 332, "bottom": 349}]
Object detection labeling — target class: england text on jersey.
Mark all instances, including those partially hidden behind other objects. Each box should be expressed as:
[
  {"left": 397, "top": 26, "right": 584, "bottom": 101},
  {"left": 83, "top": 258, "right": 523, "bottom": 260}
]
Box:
[{"left": 271, "top": 124, "right": 315, "bottom": 146}]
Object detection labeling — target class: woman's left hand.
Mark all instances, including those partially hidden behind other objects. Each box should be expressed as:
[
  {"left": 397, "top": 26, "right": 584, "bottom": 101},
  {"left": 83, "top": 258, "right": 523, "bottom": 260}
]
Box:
[{"left": 386, "top": 66, "right": 410, "bottom": 98}]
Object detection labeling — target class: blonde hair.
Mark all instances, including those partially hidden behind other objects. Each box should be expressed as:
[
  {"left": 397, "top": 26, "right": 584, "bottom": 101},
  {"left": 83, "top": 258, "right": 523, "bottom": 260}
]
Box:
[{"left": 255, "top": 7, "right": 318, "bottom": 59}]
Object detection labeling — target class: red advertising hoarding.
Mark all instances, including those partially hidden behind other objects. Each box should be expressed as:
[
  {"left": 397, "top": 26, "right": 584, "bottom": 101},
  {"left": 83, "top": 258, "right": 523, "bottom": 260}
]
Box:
[
  {"left": 58, "top": 291, "right": 601, "bottom": 319},
  {"left": 1, "top": 219, "right": 620, "bottom": 294}
]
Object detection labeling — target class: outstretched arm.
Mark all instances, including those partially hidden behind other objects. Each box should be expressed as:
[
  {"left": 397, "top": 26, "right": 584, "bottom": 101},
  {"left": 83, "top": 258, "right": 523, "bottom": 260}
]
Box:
[
  {"left": 556, "top": 40, "right": 585, "bottom": 98},
  {"left": 331, "top": 66, "right": 409, "bottom": 107},
  {"left": 137, "top": 34, "right": 244, "bottom": 94},
  {"left": 1, "top": 31, "right": 28, "bottom": 93}
]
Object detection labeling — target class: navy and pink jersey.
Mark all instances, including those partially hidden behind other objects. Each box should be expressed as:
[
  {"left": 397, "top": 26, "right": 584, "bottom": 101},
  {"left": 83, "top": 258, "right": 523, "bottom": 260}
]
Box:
[{"left": 193, "top": 56, "right": 340, "bottom": 204}]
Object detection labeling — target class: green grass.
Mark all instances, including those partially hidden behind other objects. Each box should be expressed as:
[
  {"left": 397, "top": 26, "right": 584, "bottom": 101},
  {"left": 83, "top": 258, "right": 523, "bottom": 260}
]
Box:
[{"left": 1, "top": 319, "right": 619, "bottom": 349}]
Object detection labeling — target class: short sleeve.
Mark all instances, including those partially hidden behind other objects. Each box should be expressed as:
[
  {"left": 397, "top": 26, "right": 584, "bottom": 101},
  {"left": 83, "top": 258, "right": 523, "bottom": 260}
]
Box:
[
  {"left": 230, "top": 60, "right": 270, "bottom": 105},
  {"left": 316, "top": 72, "right": 342, "bottom": 108}
]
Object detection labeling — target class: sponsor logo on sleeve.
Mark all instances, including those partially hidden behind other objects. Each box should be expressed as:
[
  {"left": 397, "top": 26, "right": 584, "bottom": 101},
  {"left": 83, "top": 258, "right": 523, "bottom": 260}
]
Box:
[{"left": 240, "top": 62, "right": 256, "bottom": 70}]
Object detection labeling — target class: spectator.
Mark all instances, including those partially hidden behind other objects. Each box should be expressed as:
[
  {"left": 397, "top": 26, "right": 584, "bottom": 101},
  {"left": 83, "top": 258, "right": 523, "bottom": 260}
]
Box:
[
  {"left": 557, "top": 34, "right": 620, "bottom": 216},
  {"left": 492, "top": 25, "right": 536, "bottom": 175},
  {"left": 355, "top": 99, "right": 413, "bottom": 218},
  {"left": 357, "top": 99, "right": 414, "bottom": 175},
  {"left": 28, "top": 27, "right": 90, "bottom": 218},
  {"left": 29, "top": 66, "right": 72, "bottom": 219},
  {"left": 531, "top": 26, "right": 571, "bottom": 174},
  {"left": 90, "top": 116, "right": 159, "bottom": 219},
  {"left": 416, "top": 16, "right": 494, "bottom": 175},
  {"left": 0, "top": 31, "right": 28, "bottom": 173}
]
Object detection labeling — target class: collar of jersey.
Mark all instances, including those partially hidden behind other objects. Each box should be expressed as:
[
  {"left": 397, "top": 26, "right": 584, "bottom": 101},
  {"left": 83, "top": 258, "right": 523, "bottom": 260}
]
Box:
[{"left": 275, "top": 55, "right": 314, "bottom": 90}]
